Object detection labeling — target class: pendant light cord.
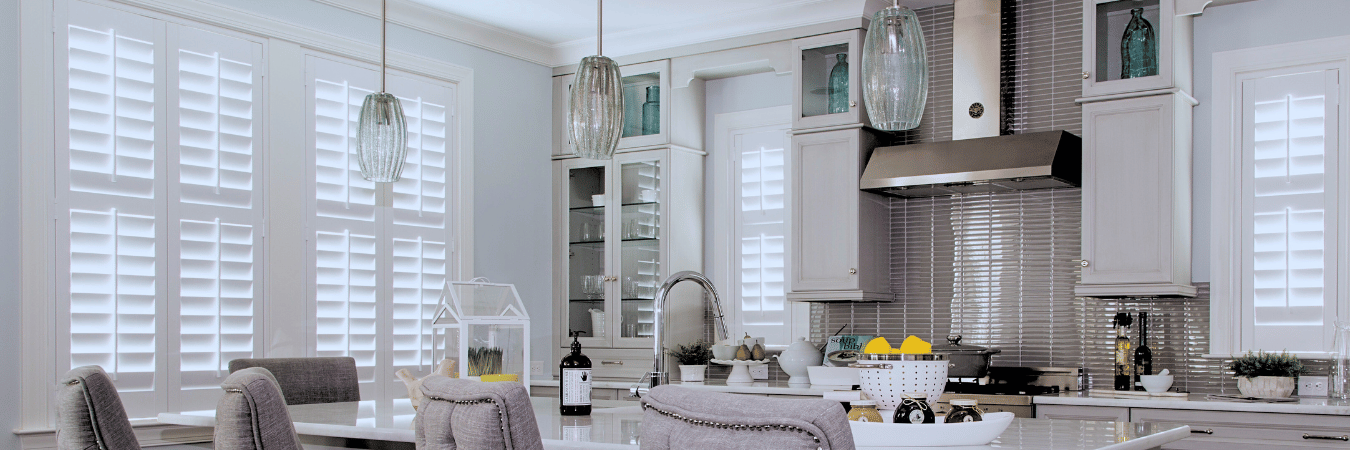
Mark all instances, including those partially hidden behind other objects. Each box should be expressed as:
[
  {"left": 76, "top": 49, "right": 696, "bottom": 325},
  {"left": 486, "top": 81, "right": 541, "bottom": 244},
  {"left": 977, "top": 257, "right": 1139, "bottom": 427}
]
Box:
[
  {"left": 381, "top": 0, "right": 387, "bottom": 92},
  {"left": 597, "top": 0, "right": 603, "bottom": 56}
]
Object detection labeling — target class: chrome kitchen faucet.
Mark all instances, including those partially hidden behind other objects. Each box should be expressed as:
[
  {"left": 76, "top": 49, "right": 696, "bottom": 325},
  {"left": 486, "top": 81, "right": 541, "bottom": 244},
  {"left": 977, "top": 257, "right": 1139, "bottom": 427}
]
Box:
[{"left": 630, "top": 271, "right": 730, "bottom": 398}]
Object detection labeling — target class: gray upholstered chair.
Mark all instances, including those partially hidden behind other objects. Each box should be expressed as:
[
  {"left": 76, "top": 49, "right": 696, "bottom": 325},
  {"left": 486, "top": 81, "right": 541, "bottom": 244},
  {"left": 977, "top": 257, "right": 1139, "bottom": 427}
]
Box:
[
  {"left": 415, "top": 376, "right": 544, "bottom": 450},
  {"left": 55, "top": 365, "right": 141, "bottom": 450},
  {"left": 227, "top": 357, "right": 360, "bottom": 405},
  {"left": 639, "top": 385, "right": 856, "bottom": 450},
  {"left": 214, "top": 367, "right": 303, "bottom": 450}
]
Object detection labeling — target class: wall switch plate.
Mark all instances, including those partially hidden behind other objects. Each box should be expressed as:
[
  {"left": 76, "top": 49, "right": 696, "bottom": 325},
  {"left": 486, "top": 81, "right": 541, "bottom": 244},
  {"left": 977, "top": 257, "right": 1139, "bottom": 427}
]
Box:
[
  {"left": 530, "top": 361, "right": 545, "bottom": 377},
  {"left": 1300, "top": 376, "right": 1328, "bottom": 397}
]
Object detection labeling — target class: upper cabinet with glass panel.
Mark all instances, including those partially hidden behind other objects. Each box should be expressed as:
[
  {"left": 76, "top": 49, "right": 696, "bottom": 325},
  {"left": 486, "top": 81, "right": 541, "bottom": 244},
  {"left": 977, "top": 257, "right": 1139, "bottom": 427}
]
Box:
[
  {"left": 552, "top": 60, "right": 675, "bottom": 158},
  {"left": 793, "top": 30, "right": 867, "bottom": 130},
  {"left": 1082, "top": 0, "right": 1189, "bottom": 98}
]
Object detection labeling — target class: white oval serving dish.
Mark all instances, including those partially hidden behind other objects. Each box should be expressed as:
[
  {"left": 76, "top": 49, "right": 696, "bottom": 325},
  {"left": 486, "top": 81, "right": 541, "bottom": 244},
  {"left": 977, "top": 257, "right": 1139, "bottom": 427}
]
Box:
[{"left": 849, "top": 411, "right": 1014, "bottom": 448}]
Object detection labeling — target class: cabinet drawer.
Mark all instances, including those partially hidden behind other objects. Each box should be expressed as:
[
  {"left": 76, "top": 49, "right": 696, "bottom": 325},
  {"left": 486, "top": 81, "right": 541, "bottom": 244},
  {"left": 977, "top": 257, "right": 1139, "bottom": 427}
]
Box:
[
  {"left": 1036, "top": 404, "right": 1130, "bottom": 422},
  {"left": 576, "top": 348, "right": 653, "bottom": 380},
  {"left": 1132, "top": 408, "right": 1350, "bottom": 449}
]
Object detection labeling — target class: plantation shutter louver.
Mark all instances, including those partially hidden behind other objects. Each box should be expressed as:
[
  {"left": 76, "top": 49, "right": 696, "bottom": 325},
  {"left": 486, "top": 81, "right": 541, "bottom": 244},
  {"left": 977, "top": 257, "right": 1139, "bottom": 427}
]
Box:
[{"left": 1242, "top": 69, "right": 1340, "bottom": 352}]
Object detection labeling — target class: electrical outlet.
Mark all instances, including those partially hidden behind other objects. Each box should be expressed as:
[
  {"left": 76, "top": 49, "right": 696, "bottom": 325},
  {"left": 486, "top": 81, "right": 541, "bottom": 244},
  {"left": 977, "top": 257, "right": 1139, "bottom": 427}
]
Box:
[
  {"left": 1300, "top": 375, "right": 1329, "bottom": 397},
  {"left": 530, "top": 361, "right": 546, "bottom": 377}
]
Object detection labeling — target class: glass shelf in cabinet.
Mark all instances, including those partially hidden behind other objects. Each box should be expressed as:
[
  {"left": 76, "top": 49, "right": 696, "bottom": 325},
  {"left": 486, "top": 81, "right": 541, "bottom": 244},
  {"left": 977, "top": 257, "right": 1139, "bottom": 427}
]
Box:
[
  {"left": 620, "top": 237, "right": 658, "bottom": 243},
  {"left": 620, "top": 201, "right": 658, "bottom": 208},
  {"left": 568, "top": 298, "right": 606, "bottom": 303},
  {"left": 568, "top": 240, "right": 607, "bottom": 246}
]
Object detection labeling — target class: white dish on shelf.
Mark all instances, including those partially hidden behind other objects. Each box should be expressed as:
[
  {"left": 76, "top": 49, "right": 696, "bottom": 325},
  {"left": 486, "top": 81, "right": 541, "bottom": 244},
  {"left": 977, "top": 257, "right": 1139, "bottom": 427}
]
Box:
[
  {"left": 710, "top": 359, "right": 769, "bottom": 383},
  {"left": 849, "top": 412, "right": 1014, "bottom": 448},
  {"left": 808, "top": 366, "right": 860, "bottom": 387}
]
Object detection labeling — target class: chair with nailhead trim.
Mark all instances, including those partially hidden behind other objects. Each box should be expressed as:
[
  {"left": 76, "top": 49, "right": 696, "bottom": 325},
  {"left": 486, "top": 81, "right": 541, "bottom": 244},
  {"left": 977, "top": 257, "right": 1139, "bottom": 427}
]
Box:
[
  {"left": 214, "top": 367, "right": 304, "bottom": 450},
  {"left": 54, "top": 365, "right": 141, "bottom": 450},
  {"left": 415, "top": 375, "right": 544, "bottom": 450},
  {"left": 639, "top": 385, "right": 856, "bottom": 450}
]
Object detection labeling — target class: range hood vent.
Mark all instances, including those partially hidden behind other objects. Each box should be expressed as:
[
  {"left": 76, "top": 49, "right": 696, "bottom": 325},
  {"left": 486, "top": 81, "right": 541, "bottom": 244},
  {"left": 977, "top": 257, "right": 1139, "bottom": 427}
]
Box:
[{"left": 860, "top": 130, "right": 1081, "bottom": 198}]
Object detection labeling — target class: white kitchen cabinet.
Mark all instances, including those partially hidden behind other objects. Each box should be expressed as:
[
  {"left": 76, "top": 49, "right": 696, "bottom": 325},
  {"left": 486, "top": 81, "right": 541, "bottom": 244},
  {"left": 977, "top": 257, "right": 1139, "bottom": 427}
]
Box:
[
  {"left": 792, "top": 30, "right": 867, "bottom": 131},
  {"left": 1131, "top": 408, "right": 1350, "bottom": 449},
  {"left": 552, "top": 60, "right": 704, "bottom": 158},
  {"left": 1076, "top": 92, "right": 1196, "bottom": 298},
  {"left": 1036, "top": 404, "right": 1130, "bottom": 422},
  {"left": 551, "top": 146, "right": 706, "bottom": 378},
  {"left": 1082, "top": 0, "right": 1192, "bottom": 98},
  {"left": 786, "top": 128, "right": 891, "bottom": 302}
]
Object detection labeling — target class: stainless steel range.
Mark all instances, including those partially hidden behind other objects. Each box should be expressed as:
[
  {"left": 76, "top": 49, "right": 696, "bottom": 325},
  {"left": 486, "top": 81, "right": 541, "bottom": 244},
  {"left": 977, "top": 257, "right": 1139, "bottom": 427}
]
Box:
[{"left": 934, "top": 367, "right": 1083, "bottom": 418}]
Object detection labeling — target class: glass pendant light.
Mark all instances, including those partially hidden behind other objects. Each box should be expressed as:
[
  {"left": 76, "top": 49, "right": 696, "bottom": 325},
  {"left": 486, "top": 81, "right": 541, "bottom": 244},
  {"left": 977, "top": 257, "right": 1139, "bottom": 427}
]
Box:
[
  {"left": 567, "top": 0, "right": 623, "bottom": 160},
  {"left": 357, "top": 0, "right": 408, "bottom": 182},
  {"left": 861, "top": 0, "right": 928, "bottom": 131}
]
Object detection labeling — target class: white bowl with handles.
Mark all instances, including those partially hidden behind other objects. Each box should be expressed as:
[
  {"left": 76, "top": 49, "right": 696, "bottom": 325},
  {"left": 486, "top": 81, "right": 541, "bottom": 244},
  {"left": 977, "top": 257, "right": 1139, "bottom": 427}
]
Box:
[{"left": 850, "top": 353, "right": 950, "bottom": 409}]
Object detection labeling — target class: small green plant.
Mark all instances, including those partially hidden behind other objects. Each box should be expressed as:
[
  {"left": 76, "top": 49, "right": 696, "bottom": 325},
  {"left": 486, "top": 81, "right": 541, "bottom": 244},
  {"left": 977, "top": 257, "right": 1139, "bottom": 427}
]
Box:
[
  {"left": 667, "top": 340, "right": 714, "bottom": 366},
  {"left": 1229, "top": 350, "right": 1305, "bottom": 378}
]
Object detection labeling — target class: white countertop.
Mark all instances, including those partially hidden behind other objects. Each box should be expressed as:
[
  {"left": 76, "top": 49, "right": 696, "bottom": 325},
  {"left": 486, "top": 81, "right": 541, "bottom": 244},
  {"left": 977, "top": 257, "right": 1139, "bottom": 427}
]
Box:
[
  {"left": 159, "top": 395, "right": 1190, "bottom": 449},
  {"left": 1035, "top": 392, "right": 1350, "bottom": 415},
  {"left": 532, "top": 377, "right": 834, "bottom": 396}
]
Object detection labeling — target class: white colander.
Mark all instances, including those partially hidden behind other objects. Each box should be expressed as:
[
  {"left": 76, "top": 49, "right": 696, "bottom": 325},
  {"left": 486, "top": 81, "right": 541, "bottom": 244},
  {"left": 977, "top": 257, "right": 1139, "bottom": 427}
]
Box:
[{"left": 849, "top": 353, "right": 950, "bottom": 409}]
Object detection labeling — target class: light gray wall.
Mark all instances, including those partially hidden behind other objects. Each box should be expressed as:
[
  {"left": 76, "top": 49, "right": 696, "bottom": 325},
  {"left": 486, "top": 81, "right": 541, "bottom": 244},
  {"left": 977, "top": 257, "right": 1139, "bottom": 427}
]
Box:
[
  {"left": 1, "top": 0, "right": 22, "bottom": 446},
  {"left": 701, "top": 71, "right": 794, "bottom": 274},
  {"left": 1191, "top": 0, "right": 1350, "bottom": 282}
]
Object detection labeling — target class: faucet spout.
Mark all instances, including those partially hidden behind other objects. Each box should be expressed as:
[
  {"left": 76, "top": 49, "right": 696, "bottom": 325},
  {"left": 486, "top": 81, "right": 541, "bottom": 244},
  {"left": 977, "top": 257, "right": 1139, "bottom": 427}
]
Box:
[{"left": 630, "top": 271, "right": 729, "bottom": 398}]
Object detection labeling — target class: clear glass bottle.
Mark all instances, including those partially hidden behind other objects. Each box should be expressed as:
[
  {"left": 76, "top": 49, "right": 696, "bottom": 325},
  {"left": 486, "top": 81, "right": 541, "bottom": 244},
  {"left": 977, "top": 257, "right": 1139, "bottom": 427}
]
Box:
[
  {"left": 1333, "top": 321, "right": 1350, "bottom": 398},
  {"left": 1113, "top": 312, "right": 1133, "bottom": 391},
  {"left": 828, "top": 53, "right": 849, "bottom": 114},
  {"left": 1120, "top": 8, "right": 1158, "bottom": 79},
  {"left": 641, "top": 86, "right": 660, "bottom": 135}
]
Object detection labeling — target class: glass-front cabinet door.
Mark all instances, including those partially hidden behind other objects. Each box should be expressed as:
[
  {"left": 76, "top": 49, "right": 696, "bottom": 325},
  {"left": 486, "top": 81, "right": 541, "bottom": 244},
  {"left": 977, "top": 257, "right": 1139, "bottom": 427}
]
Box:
[
  {"left": 558, "top": 152, "right": 667, "bottom": 349},
  {"left": 792, "top": 30, "right": 866, "bottom": 130},
  {"left": 1082, "top": 0, "right": 1181, "bottom": 97},
  {"left": 563, "top": 160, "right": 610, "bottom": 348},
  {"left": 613, "top": 152, "right": 664, "bottom": 347},
  {"left": 617, "top": 60, "right": 670, "bottom": 150}
]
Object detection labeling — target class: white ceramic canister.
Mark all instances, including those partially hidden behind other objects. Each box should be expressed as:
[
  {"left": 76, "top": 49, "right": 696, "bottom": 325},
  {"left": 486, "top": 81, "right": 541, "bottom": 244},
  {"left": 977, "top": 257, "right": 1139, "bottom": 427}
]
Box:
[
  {"left": 849, "top": 353, "right": 949, "bottom": 409},
  {"left": 777, "top": 337, "right": 823, "bottom": 385}
]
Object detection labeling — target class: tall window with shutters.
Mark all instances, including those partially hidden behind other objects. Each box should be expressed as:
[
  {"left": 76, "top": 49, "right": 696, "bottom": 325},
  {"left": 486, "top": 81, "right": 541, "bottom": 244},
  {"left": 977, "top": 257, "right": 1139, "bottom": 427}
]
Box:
[
  {"left": 55, "top": 1, "right": 264, "bottom": 416},
  {"left": 1240, "top": 69, "right": 1341, "bottom": 353},
  {"left": 306, "top": 55, "right": 453, "bottom": 401},
  {"left": 725, "top": 115, "right": 798, "bottom": 346}
]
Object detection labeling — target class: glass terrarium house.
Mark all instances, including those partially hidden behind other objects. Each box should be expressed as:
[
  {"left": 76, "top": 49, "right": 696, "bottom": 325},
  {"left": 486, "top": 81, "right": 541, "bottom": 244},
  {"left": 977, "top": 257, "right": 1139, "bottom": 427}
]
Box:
[{"left": 430, "top": 279, "right": 531, "bottom": 393}]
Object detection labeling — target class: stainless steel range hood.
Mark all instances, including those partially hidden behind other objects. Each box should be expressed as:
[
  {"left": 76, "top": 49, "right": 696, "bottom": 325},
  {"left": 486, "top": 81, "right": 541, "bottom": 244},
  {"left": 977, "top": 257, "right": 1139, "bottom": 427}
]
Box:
[
  {"left": 860, "top": 130, "right": 1080, "bottom": 197},
  {"left": 858, "top": 0, "right": 1081, "bottom": 198}
]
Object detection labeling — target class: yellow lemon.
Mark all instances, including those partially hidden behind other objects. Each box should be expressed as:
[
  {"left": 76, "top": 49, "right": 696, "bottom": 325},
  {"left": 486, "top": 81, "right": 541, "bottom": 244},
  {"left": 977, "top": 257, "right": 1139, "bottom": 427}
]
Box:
[
  {"left": 862, "top": 336, "right": 893, "bottom": 354},
  {"left": 898, "top": 335, "right": 932, "bottom": 354}
]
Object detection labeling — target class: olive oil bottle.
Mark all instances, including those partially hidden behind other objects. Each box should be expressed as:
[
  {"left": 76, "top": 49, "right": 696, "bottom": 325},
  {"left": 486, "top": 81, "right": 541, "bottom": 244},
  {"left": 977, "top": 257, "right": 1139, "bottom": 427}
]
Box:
[
  {"left": 560, "top": 331, "right": 592, "bottom": 415},
  {"left": 1134, "top": 312, "right": 1153, "bottom": 391},
  {"left": 1113, "top": 313, "right": 1133, "bottom": 391}
]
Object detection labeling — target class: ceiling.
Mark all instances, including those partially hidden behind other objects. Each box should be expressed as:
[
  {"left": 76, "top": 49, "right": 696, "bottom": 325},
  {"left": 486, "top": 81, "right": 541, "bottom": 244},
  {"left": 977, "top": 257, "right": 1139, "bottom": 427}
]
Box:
[{"left": 375, "top": 0, "right": 953, "bottom": 67}]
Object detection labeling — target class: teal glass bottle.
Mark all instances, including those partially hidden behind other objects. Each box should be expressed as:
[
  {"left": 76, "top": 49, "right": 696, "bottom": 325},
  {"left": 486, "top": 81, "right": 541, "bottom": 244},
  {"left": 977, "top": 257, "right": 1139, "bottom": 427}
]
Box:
[
  {"left": 641, "top": 86, "right": 660, "bottom": 135},
  {"left": 828, "top": 53, "right": 849, "bottom": 114},
  {"left": 1120, "top": 8, "right": 1158, "bottom": 79}
]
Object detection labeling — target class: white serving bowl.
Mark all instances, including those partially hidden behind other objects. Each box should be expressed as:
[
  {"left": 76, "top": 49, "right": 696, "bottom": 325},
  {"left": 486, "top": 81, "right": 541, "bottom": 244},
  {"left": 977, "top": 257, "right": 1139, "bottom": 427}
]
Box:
[
  {"left": 807, "top": 366, "right": 860, "bottom": 387},
  {"left": 850, "top": 411, "right": 1015, "bottom": 448},
  {"left": 1140, "top": 374, "right": 1174, "bottom": 393}
]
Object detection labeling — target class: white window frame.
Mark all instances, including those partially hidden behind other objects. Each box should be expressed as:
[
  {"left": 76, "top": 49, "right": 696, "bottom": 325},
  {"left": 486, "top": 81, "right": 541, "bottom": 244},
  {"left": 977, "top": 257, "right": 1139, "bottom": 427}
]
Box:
[
  {"left": 1210, "top": 35, "right": 1350, "bottom": 358},
  {"left": 19, "top": 0, "right": 474, "bottom": 431},
  {"left": 710, "top": 105, "right": 809, "bottom": 348}
]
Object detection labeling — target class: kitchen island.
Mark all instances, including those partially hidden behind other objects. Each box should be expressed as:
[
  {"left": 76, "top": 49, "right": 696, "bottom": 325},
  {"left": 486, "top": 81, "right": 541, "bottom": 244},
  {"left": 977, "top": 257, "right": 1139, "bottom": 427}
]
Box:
[{"left": 159, "top": 395, "right": 1191, "bottom": 449}]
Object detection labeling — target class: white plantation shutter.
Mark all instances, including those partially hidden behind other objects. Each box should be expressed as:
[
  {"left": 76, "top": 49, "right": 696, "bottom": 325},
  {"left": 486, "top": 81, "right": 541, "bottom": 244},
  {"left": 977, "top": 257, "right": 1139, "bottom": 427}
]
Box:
[
  {"left": 307, "top": 56, "right": 454, "bottom": 399},
  {"left": 57, "top": 0, "right": 264, "bottom": 415},
  {"left": 735, "top": 126, "right": 791, "bottom": 345},
  {"left": 1241, "top": 69, "right": 1340, "bottom": 352},
  {"left": 170, "top": 25, "right": 263, "bottom": 398}
]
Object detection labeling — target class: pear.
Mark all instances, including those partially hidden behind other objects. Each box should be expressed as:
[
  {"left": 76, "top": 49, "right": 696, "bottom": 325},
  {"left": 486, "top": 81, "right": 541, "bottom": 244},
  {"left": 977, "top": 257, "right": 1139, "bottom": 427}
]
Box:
[
  {"left": 735, "top": 344, "right": 751, "bottom": 360},
  {"left": 751, "top": 343, "right": 765, "bottom": 361}
]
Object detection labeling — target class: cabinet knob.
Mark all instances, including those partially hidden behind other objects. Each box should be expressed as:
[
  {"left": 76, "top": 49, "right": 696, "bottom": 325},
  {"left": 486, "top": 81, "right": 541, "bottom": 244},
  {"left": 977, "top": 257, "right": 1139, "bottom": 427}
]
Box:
[
  {"left": 1191, "top": 428, "right": 1213, "bottom": 435},
  {"left": 1082, "top": 71, "right": 1090, "bottom": 80},
  {"left": 849, "top": 268, "right": 857, "bottom": 275},
  {"left": 601, "top": 360, "right": 624, "bottom": 365},
  {"left": 1303, "top": 433, "right": 1349, "bottom": 441},
  {"left": 849, "top": 100, "right": 857, "bottom": 107},
  {"left": 1080, "top": 260, "right": 1090, "bottom": 267}
]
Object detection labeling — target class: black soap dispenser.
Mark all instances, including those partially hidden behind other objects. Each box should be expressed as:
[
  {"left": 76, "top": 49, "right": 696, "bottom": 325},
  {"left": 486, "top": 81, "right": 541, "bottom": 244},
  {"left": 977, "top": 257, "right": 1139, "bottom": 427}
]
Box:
[{"left": 560, "top": 331, "right": 592, "bottom": 415}]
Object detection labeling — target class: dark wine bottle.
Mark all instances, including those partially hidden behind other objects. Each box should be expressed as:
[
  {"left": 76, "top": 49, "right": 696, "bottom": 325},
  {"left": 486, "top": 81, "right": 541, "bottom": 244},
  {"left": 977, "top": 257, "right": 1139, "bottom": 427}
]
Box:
[
  {"left": 1113, "top": 313, "right": 1133, "bottom": 391},
  {"left": 1134, "top": 312, "right": 1153, "bottom": 391},
  {"left": 560, "top": 331, "right": 592, "bottom": 415}
]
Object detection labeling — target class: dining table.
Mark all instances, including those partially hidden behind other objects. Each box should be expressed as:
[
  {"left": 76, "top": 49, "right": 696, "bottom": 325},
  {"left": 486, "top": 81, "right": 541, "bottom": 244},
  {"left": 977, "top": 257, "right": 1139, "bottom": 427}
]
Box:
[{"left": 157, "top": 396, "right": 1192, "bottom": 449}]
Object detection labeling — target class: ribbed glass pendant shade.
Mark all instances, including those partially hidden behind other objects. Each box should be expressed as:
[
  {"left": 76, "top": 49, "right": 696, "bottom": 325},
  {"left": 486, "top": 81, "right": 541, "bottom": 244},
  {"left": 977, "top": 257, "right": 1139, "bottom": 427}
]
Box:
[
  {"left": 568, "top": 55, "right": 624, "bottom": 160},
  {"left": 356, "top": 92, "right": 408, "bottom": 182},
  {"left": 861, "top": 5, "right": 928, "bottom": 131}
]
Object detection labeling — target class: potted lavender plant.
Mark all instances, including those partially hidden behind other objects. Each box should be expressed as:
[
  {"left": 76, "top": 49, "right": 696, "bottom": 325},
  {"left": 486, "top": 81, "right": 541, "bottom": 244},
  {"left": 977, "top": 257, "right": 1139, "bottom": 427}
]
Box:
[
  {"left": 1230, "top": 350, "right": 1305, "bottom": 398},
  {"left": 668, "top": 340, "right": 714, "bottom": 382}
]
